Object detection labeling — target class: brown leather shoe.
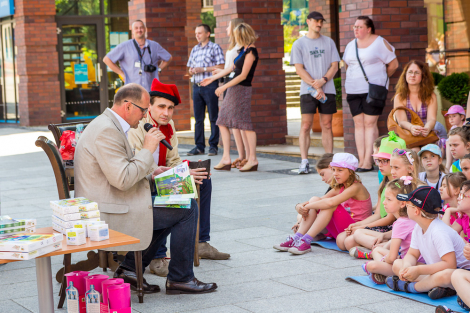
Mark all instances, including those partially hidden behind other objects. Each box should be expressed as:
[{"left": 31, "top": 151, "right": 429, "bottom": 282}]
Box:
[
  {"left": 166, "top": 277, "right": 217, "bottom": 295},
  {"left": 114, "top": 266, "right": 160, "bottom": 294},
  {"left": 198, "top": 242, "right": 230, "bottom": 260}
]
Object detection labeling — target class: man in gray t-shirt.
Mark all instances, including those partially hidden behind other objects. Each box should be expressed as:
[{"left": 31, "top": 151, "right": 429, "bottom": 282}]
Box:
[{"left": 290, "top": 11, "right": 340, "bottom": 174}]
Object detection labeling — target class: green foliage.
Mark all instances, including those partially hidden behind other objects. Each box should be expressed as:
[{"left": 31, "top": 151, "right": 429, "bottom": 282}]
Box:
[
  {"left": 283, "top": 25, "right": 297, "bottom": 54},
  {"left": 334, "top": 77, "right": 342, "bottom": 109},
  {"left": 432, "top": 72, "right": 445, "bottom": 86},
  {"left": 437, "top": 73, "right": 470, "bottom": 106},
  {"left": 201, "top": 11, "right": 216, "bottom": 35}
]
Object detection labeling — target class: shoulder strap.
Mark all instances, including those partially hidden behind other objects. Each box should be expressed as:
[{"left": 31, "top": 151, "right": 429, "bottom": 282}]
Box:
[
  {"left": 133, "top": 39, "right": 142, "bottom": 59},
  {"left": 355, "top": 39, "right": 369, "bottom": 83}
]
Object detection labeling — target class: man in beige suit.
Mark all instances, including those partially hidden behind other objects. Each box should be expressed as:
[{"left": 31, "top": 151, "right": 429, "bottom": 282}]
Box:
[{"left": 74, "top": 83, "right": 217, "bottom": 295}]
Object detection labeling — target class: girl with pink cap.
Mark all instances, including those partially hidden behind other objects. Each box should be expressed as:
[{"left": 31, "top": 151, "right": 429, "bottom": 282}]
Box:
[
  {"left": 445, "top": 105, "right": 466, "bottom": 170},
  {"left": 274, "top": 153, "right": 372, "bottom": 255}
]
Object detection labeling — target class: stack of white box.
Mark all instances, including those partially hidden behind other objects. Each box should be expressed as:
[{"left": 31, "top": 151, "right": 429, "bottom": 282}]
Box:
[{"left": 51, "top": 197, "right": 101, "bottom": 237}]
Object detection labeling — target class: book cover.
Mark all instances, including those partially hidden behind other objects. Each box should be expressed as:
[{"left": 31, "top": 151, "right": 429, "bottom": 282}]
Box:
[
  {"left": 50, "top": 197, "right": 98, "bottom": 213},
  {"left": 0, "top": 241, "right": 62, "bottom": 260},
  {"left": 154, "top": 163, "right": 197, "bottom": 199},
  {"left": 0, "top": 233, "right": 63, "bottom": 252}
]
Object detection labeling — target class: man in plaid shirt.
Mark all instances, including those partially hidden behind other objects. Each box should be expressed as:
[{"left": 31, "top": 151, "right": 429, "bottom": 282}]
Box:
[{"left": 187, "top": 24, "right": 224, "bottom": 156}]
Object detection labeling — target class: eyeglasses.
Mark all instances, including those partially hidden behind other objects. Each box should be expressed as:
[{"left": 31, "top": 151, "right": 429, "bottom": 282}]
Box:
[
  {"left": 124, "top": 100, "right": 148, "bottom": 115},
  {"left": 458, "top": 192, "right": 470, "bottom": 201},
  {"left": 407, "top": 71, "right": 422, "bottom": 76},
  {"left": 375, "top": 159, "right": 390, "bottom": 166}
]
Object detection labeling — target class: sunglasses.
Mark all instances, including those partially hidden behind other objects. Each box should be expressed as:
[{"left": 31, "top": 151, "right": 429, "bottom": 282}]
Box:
[
  {"left": 393, "top": 148, "right": 407, "bottom": 155},
  {"left": 124, "top": 100, "right": 148, "bottom": 115}
]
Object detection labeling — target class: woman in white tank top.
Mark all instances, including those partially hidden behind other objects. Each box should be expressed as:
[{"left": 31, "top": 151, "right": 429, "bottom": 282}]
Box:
[{"left": 343, "top": 16, "right": 398, "bottom": 172}]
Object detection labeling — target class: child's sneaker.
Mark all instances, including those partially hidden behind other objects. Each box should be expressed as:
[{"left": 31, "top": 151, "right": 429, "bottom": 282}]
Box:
[
  {"left": 349, "top": 246, "right": 372, "bottom": 259},
  {"left": 288, "top": 239, "right": 312, "bottom": 255},
  {"left": 428, "top": 287, "right": 457, "bottom": 300},
  {"left": 273, "top": 236, "right": 296, "bottom": 252},
  {"left": 369, "top": 273, "right": 386, "bottom": 285},
  {"left": 361, "top": 262, "right": 370, "bottom": 275},
  {"left": 435, "top": 305, "right": 455, "bottom": 313},
  {"left": 457, "top": 295, "right": 470, "bottom": 311}
]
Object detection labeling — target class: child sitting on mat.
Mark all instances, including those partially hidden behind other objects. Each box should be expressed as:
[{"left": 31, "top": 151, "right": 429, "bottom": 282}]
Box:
[
  {"left": 361, "top": 178, "right": 418, "bottom": 285},
  {"left": 439, "top": 172, "right": 466, "bottom": 223},
  {"left": 442, "top": 180, "right": 470, "bottom": 243},
  {"left": 386, "top": 186, "right": 470, "bottom": 300},
  {"left": 274, "top": 153, "right": 372, "bottom": 255}
]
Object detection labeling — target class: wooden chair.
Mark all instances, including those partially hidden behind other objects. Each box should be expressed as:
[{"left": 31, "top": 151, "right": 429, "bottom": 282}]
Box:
[{"left": 36, "top": 136, "right": 145, "bottom": 305}]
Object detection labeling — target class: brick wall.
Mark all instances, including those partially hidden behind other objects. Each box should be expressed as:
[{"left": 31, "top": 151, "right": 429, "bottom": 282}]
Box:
[
  {"left": 309, "top": 0, "right": 338, "bottom": 43},
  {"left": 339, "top": 0, "right": 428, "bottom": 155},
  {"left": 15, "top": 0, "right": 61, "bottom": 126},
  {"left": 444, "top": 0, "right": 470, "bottom": 74},
  {"left": 213, "top": 0, "right": 287, "bottom": 146},
  {"left": 128, "top": 0, "right": 193, "bottom": 131}
]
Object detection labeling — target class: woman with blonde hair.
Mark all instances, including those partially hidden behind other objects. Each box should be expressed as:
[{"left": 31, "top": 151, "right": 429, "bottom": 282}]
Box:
[
  {"left": 212, "top": 18, "right": 249, "bottom": 169},
  {"left": 201, "top": 23, "right": 259, "bottom": 172},
  {"left": 393, "top": 60, "right": 447, "bottom": 151}
]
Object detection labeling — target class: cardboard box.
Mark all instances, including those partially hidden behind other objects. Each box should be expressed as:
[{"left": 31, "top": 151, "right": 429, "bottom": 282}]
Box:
[
  {"left": 0, "top": 233, "right": 63, "bottom": 252},
  {"left": 52, "top": 210, "right": 82, "bottom": 222},
  {"left": 89, "top": 224, "right": 109, "bottom": 242},
  {"left": 79, "top": 210, "right": 100, "bottom": 220},
  {"left": 0, "top": 241, "right": 62, "bottom": 260},
  {"left": 66, "top": 228, "right": 86, "bottom": 246},
  {"left": 50, "top": 197, "right": 99, "bottom": 213},
  {"left": 52, "top": 216, "right": 100, "bottom": 230}
]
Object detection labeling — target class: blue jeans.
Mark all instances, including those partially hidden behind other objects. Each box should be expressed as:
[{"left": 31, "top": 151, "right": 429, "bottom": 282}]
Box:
[
  {"left": 193, "top": 81, "right": 219, "bottom": 151},
  {"left": 154, "top": 178, "right": 212, "bottom": 259},
  {"left": 121, "top": 199, "right": 198, "bottom": 283}
]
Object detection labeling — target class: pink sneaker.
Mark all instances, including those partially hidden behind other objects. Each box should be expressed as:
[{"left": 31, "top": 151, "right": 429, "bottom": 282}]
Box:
[
  {"left": 273, "top": 236, "right": 296, "bottom": 252},
  {"left": 288, "top": 239, "right": 312, "bottom": 255}
]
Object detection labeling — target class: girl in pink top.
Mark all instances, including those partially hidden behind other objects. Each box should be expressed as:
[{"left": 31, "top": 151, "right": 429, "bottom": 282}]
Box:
[
  {"left": 363, "top": 178, "right": 421, "bottom": 284},
  {"left": 443, "top": 180, "right": 470, "bottom": 242},
  {"left": 274, "top": 153, "right": 372, "bottom": 255}
]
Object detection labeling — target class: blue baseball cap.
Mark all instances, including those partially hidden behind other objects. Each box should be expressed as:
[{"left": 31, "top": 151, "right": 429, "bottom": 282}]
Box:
[{"left": 417, "top": 144, "right": 442, "bottom": 158}]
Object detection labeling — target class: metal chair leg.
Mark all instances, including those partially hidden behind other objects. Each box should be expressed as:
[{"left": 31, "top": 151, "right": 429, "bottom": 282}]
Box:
[
  {"left": 58, "top": 254, "right": 72, "bottom": 309},
  {"left": 135, "top": 251, "right": 144, "bottom": 303}
]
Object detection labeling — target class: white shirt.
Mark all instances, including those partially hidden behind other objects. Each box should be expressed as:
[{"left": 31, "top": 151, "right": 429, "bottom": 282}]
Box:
[
  {"left": 224, "top": 45, "right": 241, "bottom": 70},
  {"left": 410, "top": 219, "right": 470, "bottom": 269},
  {"left": 343, "top": 36, "right": 396, "bottom": 94},
  {"left": 107, "top": 108, "right": 130, "bottom": 138},
  {"left": 418, "top": 172, "right": 445, "bottom": 190}
]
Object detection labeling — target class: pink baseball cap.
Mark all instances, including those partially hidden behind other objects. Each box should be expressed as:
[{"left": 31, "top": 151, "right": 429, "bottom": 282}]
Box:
[
  {"left": 445, "top": 105, "right": 465, "bottom": 116},
  {"left": 330, "top": 153, "right": 359, "bottom": 171}
]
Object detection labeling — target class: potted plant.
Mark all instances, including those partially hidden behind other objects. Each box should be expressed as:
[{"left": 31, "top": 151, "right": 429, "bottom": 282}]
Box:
[
  {"left": 312, "top": 77, "right": 343, "bottom": 137},
  {"left": 438, "top": 72, "right": 470, "bottom": 130}
]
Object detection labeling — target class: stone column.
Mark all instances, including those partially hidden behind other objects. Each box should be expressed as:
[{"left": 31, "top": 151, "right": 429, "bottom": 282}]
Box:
[
  {"left": 213, "top": 0, "right": 287, "bottom": 145},
  {"left": 339, "top": 0, "right": 428, "bottom": 155},
  {"left": 128, "top": 0, "right": 193, "bottom": 130},
  {"left": 15, "top": 0, "right": 61, "bottom": 126}
]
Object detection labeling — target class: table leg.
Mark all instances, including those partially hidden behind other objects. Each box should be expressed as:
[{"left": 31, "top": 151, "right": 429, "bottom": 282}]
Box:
[
  {"left": 58, "top": 253, "right": 72, "bottom": 309},
  {"left": 36, "top": 256, "right": 54, "bottom": 313},
  {"left": 135, "top": 251, "right": 144, "bottom": 303}
]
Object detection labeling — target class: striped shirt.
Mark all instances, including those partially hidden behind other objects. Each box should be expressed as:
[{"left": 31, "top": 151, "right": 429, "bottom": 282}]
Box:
[{"left": 187, "top": 41, "right": 224, "bottom": 84}]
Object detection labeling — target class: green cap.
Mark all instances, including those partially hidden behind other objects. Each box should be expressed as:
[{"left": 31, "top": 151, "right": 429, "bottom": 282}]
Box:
[{"left": 372, "top": 131, "right": 406, "bottom": 159}]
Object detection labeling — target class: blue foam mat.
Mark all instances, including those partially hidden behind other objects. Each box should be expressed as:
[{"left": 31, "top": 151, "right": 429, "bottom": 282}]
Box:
[
  {"left": 347, "top": 275, "right": 466, "bottom": 312},
  {"left": 311, "top": 239, "right": 347, "bottom": 253}
]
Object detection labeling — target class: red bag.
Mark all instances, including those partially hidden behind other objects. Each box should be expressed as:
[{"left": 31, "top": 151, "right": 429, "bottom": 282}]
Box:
[{"left": 59, "top": 130, "right": 76, "bottom": 160}]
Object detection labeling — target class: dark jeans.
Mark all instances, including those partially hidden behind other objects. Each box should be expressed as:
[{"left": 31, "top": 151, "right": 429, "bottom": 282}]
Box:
[
  {"left": 154, "top": 178, "right": 212, "bottom": 259},
  {"left": 121, "top": 199, "right": 197, "bottom": 283},
  {"left": 193, "top": 81, "right": 219, "bottom": 151}
]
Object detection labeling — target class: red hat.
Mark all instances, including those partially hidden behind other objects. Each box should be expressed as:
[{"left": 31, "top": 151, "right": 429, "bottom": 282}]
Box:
[{"left": 149, "top": 78, "right": 181, "bottom": 106}]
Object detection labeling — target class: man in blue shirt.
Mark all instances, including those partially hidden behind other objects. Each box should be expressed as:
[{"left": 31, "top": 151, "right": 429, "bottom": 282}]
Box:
[
  {"left": 104, "top": 20, "right": 172, "bottom": 91},
  {"left": 186, "top": 24, "right": 225, "bottom": 156}
]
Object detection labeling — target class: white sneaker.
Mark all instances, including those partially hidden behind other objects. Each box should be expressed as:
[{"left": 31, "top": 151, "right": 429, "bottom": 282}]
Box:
[
  {"left": 298, "top": 161, "right": 309, "bottom": 174},
  {"left": 149, "top": 258, "right": 169, "bottom": 277}
]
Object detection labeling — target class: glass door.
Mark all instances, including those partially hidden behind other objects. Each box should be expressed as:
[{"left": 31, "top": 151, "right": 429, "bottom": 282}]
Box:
[
  {"left": 57, "top": 18, "right": 107, "bottom": 121},
  {"left": 2, "top": 23, "right": 17, "bottom": 122}
]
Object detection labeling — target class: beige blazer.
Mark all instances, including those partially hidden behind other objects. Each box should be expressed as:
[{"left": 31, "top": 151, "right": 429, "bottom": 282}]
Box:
[
  {"left": 74, "top": 109, "right": 155, "bottom": 251},
  {"left": 127, "top": 115, "right": 182, "bottom": 172}
]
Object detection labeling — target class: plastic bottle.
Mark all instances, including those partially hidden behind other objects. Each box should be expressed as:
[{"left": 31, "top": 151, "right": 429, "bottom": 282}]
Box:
[
  {"left": 66, "top": 281, "right": 79, "bottom": 313},
  {"left": 307, "top": 86, "right": 327, "bottom": 103},
  {"left": 85, "top": 284, "right": 101, "bottom": 312},
  {"left": 75, "top": 124, "right": 84, "bottom": 142}
]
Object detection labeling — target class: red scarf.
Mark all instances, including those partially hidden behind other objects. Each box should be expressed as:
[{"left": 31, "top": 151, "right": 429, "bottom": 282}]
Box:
[{"left": 148, "top": 111, "right": 174, "bottom": 166}]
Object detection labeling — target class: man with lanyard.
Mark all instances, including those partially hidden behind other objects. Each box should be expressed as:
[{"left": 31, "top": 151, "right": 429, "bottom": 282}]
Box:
[
  {"left": 104, "top": 20, "right": 172, "bottom": 91},
  {"left": 186, "top": 24, "right": 225, "bottom": 156},
  {"left": 128, "top": 78, "right": 230, "bottom": 277},
  {"left": 417, "top": 144, "right": 445, "bottom": 190}
]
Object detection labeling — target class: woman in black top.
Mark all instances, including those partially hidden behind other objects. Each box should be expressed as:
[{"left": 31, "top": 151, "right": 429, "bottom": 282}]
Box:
[{"left": 201, "top": 23, "right": 259, "bottom": 172}]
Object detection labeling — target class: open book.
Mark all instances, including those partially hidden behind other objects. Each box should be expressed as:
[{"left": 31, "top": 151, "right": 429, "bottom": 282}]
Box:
[{"left": 153, "top": 163, "right": 197, "bottom": 208}]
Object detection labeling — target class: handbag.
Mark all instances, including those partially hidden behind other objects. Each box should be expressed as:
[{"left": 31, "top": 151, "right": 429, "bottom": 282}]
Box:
[
  {"left": 387, "top": 106, "right": 439, "bottom": 149},
  {"left": 355, "top": 39, "right": 389, "bottom": 107}
]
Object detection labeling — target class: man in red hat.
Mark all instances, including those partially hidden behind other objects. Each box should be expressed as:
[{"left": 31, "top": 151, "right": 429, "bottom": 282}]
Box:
[{"left": 128, "top": 78, "right": 230, "bottom": 277}]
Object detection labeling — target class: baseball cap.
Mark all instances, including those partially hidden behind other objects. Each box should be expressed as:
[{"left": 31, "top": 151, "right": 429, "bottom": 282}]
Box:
[
  {"left": 330, "top": 153, "right": 359, "bottom": 171},
  {"left": 397, "top": 186, "right": 442, "bottom": 215},
  {"left": 417, "top": 144, "right": 442, "bottom": 158},
  {"left": 445, "top": 105, "right": 466, "bottom": 116},
  {"left": 307, "top": 11, "right": 326, "bottom": 21},
  {"left": 372, "top": 131, "right": 406, "bottom": 159}
]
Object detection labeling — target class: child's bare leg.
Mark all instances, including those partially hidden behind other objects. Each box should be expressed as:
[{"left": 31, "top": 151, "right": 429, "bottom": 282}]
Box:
[
  {"left": 451, "top": 269, "right": 470, "bottom": 306},
  {"left": 392, "top": 258, "right": 418, "bottom": 276},
  {"left": 306, "top": 209, "right": 334, "bottom": 238},
  {"left": 371, "top": 247, "right": 388, "bottom": 261},
  {"left": 414, "top": 269, "right": 455, "bottom": 292},
  {"left": 308, "top": 196, "right": 321, "bottom": 202},
  {"left": 344, "top": 234, "right": 360, "bottom": 251},
  {"left": 297, "top": 209, "right": 318, "bottom": 234},
  {"left": 353, "top": 229, "right": 385, "bottom": 250},
  {"left": 367, "top": 260, "right": 395, "bottom": 277},
  {"left": 336, "top": 231, "right": 349, "bottom": 250}
]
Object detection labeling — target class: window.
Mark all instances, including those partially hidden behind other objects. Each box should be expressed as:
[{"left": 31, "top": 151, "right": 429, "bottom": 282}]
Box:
[{"left": 203, "top": 0, "right": 213, "bottom": 8}]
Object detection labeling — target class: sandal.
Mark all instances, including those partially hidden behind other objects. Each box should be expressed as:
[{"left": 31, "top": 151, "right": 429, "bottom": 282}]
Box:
[
  {"left": 231, "top": 158, "right": 242, "bottom": 168},
  {"left": 237, "top": 159, "right": 248, "bottom": 169},
  {"left": 386, "top": 276, "right": 413, "bottom": 292},
  {"left": 457, "top": 296, "right": 470, "bottom": 311}
]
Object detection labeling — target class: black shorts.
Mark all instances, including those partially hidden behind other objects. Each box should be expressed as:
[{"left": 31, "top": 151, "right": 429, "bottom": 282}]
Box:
[
  {"left": 300, "top": 93, "right": 337, "bottom": 115},
  {"left": 347, "top": 93, "right": 385, "bottom": 117}
]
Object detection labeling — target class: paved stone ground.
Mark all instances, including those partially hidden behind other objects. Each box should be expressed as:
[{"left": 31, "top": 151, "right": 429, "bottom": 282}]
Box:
[{"left": 0, "top": 127, "right": 436, "bottom": 313}]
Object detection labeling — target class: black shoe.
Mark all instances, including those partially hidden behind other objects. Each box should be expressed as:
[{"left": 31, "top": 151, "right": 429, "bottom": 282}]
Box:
[
  {"left": 458, "top": 295, "right": 470, "bottom": 311},
  {"left": 356, "top": 167, "right": 374, "bottom": 172},
  {"left": 187, "top": 147, "right": 204, "bottom": 156},
  {"left": 114, "top": 266, "right": 160, "bottom": 294},
  {"left": 428, "top": 287, "right": 456, "bottom": 300},
  {"left": 208, "top": 147, "right": 218, "bottom": 156},
  {"left": 166, "top": 277, "right": 217, "bottom": 295}
]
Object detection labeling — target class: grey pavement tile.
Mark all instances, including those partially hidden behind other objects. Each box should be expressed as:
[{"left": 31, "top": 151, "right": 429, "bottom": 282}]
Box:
[
  {"left": 305, "top": 250, "right": 367, "bottom": 269},
  {"left": 206, "top": 239, "right": 263, "bottom": 254},
  {"left": 360, "top": 298, "right": 436, "bottom": 313},
  {"left": 182, "top": 305, "right": 252, "bottom": 313},
  {"left": 324, "top": 308, "right": 370, "bottom": 313},
  {"left": 0, "top": 300, "right": 33, "bottom": 313},
  {"left": 207, "top": 227, "right": 284, "bottom": 241}
]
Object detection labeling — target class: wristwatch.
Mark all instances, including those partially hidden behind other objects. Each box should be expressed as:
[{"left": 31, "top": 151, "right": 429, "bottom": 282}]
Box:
[
  {"left": 322, "top": 76, "right": 328, "bottom": 83},
  {"left": 204, "top": 67, "right": 207, "bottom": 72}
]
